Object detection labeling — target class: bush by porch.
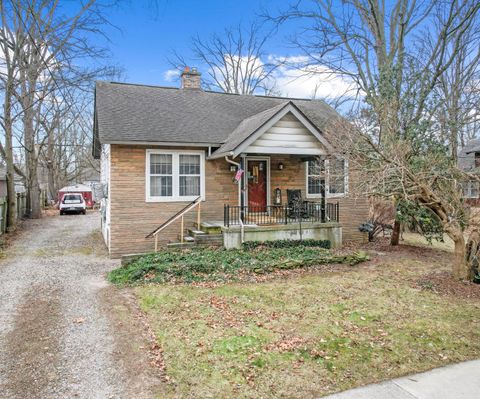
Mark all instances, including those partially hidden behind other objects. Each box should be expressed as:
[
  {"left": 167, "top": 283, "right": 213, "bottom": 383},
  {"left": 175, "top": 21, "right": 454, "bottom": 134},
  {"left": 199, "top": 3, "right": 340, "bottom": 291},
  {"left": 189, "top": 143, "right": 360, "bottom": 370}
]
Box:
[{"left": 108, "top": 243, "right": 368, "bottom": 285}]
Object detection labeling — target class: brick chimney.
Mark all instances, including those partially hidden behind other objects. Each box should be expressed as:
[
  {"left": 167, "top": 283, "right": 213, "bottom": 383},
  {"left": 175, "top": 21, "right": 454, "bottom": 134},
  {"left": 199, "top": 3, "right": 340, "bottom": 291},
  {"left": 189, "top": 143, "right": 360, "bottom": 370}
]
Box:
[{"left": 181, "top": 66, "right": 201, "bottom": 90}]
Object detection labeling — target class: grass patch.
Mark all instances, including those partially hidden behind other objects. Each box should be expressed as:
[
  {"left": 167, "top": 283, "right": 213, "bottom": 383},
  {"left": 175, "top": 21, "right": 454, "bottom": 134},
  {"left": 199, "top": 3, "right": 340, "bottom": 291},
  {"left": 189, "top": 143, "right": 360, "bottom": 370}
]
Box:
[
  {"left": 133, "top": 247, "right": 480, "bottom": 398},
  {"left": 108, "top": 246, "right": 368, "bottom": 285},
  {"left": 402, "top": 232, "right": 454, "bottom": 252},
  {"left": 66, "top": 246, "right": 94, "bottom": 255}
]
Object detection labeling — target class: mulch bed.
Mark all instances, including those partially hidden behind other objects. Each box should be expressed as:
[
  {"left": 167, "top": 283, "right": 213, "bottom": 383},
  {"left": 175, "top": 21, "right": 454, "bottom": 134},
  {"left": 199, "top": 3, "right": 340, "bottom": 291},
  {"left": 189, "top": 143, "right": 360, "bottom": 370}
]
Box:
[
  {"left": 342, "top": 237, "right": 480, "bottom": 300},
  {"left": 417, "top": 271, "right": 480, "bottom": 300}
]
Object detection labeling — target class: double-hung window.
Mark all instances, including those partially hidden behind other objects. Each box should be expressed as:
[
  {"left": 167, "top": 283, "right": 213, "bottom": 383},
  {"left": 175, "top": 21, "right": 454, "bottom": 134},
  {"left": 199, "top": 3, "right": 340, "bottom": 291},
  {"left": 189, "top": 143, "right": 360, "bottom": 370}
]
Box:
[
  {"left": 328, "top": 159, "right": 347, "bottom": 196},
  {"left": 146, "top": 150, "right": 204, "bottom": 201},
  {"left": 149, "top": 153, "right": 173, "bottom": 197},
  {"left": 306, "top": 158, "right": 347, "bottom": 198},
  {"left": 306, "top": 159, "right": 326, "bottom": 198},
  {"left": 463, "top": 180, "right": 479, "bottom": 199}
]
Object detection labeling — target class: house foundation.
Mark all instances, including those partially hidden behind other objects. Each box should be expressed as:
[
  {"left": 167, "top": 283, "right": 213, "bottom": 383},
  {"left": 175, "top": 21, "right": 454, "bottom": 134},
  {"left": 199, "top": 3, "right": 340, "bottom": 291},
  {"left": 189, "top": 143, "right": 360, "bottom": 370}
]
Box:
[{"left": 222, "top": 222, "right": 342, "bottom": 249}]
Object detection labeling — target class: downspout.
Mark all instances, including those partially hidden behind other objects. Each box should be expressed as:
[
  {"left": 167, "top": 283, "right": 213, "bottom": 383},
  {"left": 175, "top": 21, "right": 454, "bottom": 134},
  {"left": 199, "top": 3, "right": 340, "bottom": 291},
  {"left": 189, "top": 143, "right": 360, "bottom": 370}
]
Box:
[
  {"left": 224, "top": 154, "right": 240, "bottom": 168},
  {"left": 239, "top": 215, "right": 245, "bottom": 244}
]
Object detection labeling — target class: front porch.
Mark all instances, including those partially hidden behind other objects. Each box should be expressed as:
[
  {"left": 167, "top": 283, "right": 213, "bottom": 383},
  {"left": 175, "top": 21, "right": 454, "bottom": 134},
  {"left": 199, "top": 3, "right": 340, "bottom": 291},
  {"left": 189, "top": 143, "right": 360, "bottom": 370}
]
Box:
[
  {"left": 183, "top": 216, "right": 342, "bottom": 250},
  {"left": 220, "top": 199, "right": 341, "bottom": 249},
  {"left": 223, "top": 201, "right": 339, "bottom": 227},
  {"left": 181, "top": 198, "right": 341, "bottom": 250}
]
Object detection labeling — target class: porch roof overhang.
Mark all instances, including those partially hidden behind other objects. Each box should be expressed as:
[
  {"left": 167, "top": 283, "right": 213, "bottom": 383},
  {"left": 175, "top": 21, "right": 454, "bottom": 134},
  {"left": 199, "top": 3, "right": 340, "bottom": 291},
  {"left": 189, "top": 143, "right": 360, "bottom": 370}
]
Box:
[{"left": 207, "top": 102, "right": 332, "bottom": 160}]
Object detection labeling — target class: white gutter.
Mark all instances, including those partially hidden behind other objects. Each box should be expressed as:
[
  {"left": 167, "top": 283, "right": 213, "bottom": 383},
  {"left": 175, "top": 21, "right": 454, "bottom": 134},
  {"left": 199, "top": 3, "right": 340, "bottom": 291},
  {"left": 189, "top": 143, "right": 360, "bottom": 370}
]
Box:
[
  {"left": 224, "top": 153, "right": 240, "bottom": 168},
  {"left": 106, "top": 140, "right": 221, "bottom": 147}
]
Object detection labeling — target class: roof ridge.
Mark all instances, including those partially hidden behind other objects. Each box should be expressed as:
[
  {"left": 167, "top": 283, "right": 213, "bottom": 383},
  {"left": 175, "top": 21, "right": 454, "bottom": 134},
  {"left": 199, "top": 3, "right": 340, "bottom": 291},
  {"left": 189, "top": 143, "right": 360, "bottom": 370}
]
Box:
[{"left": 96, "top": 80, "right": 320, "bottom": 102}]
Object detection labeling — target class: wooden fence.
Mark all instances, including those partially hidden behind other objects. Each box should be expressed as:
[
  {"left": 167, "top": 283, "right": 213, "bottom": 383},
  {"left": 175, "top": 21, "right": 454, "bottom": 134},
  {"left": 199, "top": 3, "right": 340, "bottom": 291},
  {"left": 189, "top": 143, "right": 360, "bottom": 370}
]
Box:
[{"left": 0, "top": 193, "right": 28, "bottom": 234}]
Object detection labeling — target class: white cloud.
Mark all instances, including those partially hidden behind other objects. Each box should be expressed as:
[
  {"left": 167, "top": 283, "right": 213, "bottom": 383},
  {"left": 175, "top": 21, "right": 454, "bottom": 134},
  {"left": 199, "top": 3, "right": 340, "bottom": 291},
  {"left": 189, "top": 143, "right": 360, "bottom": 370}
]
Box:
[
  {"left": 207, "top": 52, "right": 359, "bottom": 99},
  {"left": 210, "top": 54, "right": 268, "bottom": 94},
  {"left": 163, "top": 69, "right": 180, "bottom": 82},
  {"left": 271, "top": 59, "right": 359, "bottom": 100}
]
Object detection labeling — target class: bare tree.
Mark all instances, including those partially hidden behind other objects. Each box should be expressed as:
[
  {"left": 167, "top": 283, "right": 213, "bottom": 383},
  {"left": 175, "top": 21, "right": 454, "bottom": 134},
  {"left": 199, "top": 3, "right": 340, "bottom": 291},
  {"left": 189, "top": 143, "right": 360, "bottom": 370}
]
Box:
[
  {"left": 269, "top": 0, "right": 480, "bottom": 252},
  {"left": 37, "top": 90, "right": 100, "bottom": 199},
  {"left": 0, "top": 0, "right": 116, "bottom": 219},
  {"left": 0, "top": 2, "right": 37, "bottom": 229},
  {"left": 432, "top": 11, "right": 480, "bottom": 160},
  {"left": 171, "top": 23, "right": 281, "bottom": 94}
]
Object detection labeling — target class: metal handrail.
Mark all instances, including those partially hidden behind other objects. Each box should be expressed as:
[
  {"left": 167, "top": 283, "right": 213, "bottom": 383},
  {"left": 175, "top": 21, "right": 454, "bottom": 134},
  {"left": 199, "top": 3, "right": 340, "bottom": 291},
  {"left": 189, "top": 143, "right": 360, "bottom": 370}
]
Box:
[
  {"left": 146, "top": 196, "right": 202, "bottom": 239},
  {"left": 224, "top": 201, "right": 339, "bottom": 227}
]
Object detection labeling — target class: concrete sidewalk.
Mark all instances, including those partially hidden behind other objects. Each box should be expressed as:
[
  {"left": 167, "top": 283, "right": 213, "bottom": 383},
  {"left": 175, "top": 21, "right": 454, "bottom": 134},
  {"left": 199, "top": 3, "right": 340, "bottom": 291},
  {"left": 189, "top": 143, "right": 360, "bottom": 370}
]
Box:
[{"left": 323, "top": 360, "right": 480, "bottom": 398}]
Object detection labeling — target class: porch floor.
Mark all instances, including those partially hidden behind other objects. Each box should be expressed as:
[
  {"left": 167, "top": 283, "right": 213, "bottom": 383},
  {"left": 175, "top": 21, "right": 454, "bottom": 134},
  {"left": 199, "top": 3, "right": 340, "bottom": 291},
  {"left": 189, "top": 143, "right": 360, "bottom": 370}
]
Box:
[{"left": 205, "top": 219, "right": 340, "bottom": 228}]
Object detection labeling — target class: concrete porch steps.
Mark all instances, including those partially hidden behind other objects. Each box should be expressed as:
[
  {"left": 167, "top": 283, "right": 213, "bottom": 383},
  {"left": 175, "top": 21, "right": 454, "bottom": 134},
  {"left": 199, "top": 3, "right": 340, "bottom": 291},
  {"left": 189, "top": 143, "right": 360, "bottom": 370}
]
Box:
[
  {"left": 194, "top": 233, "right": 223, "bottom": 246},
  {"left": 168, "top": 223, "right": 224, "bottom": 248},
  {"left": 194, "top": 221, "right": 223, "bottom": 234},
  {"left": 167, "top": 240, "right": 196, "bottom": 248}
]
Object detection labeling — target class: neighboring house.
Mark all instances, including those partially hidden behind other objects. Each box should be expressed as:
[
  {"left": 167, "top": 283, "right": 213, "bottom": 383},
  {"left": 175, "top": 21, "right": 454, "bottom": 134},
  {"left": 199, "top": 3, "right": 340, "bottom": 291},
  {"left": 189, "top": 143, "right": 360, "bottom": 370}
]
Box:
[
  {"left": 0, "top": 165, "right": 25, "bottom": 196},
  {"left": 458, "top": 139, "right": 480, "bottom": 205},
  {"left": 93, "top": 67, "right": 369, "bottom": 258},
  {"left": 76, "top": 165, "right": 103, "bottom": 203}
]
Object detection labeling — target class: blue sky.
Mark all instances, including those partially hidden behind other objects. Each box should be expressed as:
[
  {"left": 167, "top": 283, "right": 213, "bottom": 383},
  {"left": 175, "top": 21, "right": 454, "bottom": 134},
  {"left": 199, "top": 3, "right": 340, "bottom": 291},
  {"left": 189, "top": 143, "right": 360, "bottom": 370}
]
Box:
[
  {"left": 102, "top": 0, "right": 286, "bottom": 86},
  {"left": 65, "top": 0, "right": 354, "bottom": 99}
]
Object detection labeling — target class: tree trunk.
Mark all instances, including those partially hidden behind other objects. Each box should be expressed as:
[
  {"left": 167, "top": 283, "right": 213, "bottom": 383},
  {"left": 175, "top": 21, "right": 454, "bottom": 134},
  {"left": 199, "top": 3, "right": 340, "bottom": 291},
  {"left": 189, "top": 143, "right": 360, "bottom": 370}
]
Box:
[
  {"left": 452, "top": 231, "right": 471, "bottom": 281},
  {"left": 390, "top": 197, "right": 400, "bottom": 246},
  {"left": 21, "top": 64, "right": 42, "bottom": 219},
  {"left": 24, "top": 107, "right": 41, "bottom": 219},
  {"left": 3, "top": 80, "right": 16, "bottom": 231},
  {"left": 46, "top": 129, "right": 56, "bottom": 202},
  {"left": 391, "top": 219, "right": 401, "bottom": 245},
  {"left": 463, "top": 230, "right": 480, "bottom": 281}
]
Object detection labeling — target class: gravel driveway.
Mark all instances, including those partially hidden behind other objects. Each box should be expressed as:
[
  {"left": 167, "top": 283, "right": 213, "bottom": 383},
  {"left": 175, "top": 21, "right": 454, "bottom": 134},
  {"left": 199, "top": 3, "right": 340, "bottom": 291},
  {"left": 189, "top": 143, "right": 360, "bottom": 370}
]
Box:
[{"left": 0, "top": 213, "right": 157, "bottom": 399}]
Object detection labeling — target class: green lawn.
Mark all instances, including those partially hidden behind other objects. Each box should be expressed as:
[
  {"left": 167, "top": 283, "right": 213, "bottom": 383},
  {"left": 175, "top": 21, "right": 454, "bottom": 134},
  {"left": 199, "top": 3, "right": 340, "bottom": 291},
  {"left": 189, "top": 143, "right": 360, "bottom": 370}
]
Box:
[{"left": 128, "top": 244, "right": 480, "bottom": 398}]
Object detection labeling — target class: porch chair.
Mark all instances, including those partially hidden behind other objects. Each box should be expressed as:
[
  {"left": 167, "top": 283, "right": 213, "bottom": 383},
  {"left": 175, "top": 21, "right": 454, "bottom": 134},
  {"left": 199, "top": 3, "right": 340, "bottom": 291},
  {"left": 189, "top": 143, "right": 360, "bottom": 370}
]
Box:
[{"left": 286, "top": 189, "right": 309, "bottom": 219}]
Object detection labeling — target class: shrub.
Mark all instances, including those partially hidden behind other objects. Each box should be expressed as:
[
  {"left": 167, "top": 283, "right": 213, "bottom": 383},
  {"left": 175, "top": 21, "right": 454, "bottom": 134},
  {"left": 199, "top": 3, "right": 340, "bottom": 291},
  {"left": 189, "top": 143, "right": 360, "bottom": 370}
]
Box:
[{"left": 108, "top": 246, "right": 368, "bottom": 285}]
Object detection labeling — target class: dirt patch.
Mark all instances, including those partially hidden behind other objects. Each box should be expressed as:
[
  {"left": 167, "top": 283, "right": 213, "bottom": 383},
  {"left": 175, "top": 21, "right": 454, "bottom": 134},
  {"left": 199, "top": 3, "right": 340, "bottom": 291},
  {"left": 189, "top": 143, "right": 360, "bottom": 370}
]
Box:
[
  {"left": 0, "top": 212, "right": 162, "bottom": 398},
  {"left": 100, "top": 286, "right": 166, "bottom": 397},
  {"left": 2, "top": 286, "right": 64, "bottom": 398},
  {"left": 416, "top": 271, "right": 480, "bottom": 300}
]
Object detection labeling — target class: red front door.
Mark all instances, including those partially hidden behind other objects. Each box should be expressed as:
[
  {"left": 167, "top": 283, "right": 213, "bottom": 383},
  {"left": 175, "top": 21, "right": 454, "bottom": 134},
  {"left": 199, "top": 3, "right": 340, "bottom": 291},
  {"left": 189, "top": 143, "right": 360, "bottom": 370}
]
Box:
[{"left": 247, "top": 160, "right": 267, "bottom": 211}]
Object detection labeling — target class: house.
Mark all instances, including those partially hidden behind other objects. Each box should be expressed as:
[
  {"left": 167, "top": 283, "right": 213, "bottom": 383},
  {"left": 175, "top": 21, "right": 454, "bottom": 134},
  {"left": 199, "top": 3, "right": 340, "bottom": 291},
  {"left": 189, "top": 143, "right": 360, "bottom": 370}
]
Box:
[
  {"left": 458, "top": 139, "right": 480, "bottom": 204},
  {"left": 0, "top": 165, "right": 25, "bottom": 197},
  {"left": 93, "top": 67, "right": 369, "bottom": 258}
]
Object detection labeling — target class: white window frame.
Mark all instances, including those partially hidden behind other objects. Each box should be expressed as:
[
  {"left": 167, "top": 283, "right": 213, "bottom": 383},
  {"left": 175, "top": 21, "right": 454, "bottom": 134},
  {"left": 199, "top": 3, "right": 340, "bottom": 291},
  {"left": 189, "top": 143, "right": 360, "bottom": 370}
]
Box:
[
  {"left": 463, "top": 180, "right": 479, "bottom": 199},
  {"left": 305, "top": 158, "right": 326, "bottom": 199},
  {"left": 305, "top": 158, "right": 348, "bottom": 199},
  {"left": 327, "top": 158, "right": 348, "bottom": 198},
  {"left": 146, "top": 149, "right": 205, "bottom": 202}
]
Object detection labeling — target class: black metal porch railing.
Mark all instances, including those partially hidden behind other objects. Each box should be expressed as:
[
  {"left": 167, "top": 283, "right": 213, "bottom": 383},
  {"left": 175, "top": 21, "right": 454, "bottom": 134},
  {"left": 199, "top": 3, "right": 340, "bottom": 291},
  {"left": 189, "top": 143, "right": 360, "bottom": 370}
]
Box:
[{"left": 223, "top": 201, "right": 340, "bottom": 227}]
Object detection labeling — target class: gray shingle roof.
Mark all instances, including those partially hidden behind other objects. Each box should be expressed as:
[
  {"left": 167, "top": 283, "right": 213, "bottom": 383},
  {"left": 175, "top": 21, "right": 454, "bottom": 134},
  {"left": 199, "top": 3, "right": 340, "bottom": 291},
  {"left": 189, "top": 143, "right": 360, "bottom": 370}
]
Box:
[
  {"left": 93, "top": 81, "right": 341, "bottom": 157},
  {"left": 215, "top": 102, "right": 290, "bottom": 155},
  {"left": 0, "top": 165, "right": 24, "bottom": 181},
  {"left": 458, "top": 139, "right": 480, "bottom": 171}
]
